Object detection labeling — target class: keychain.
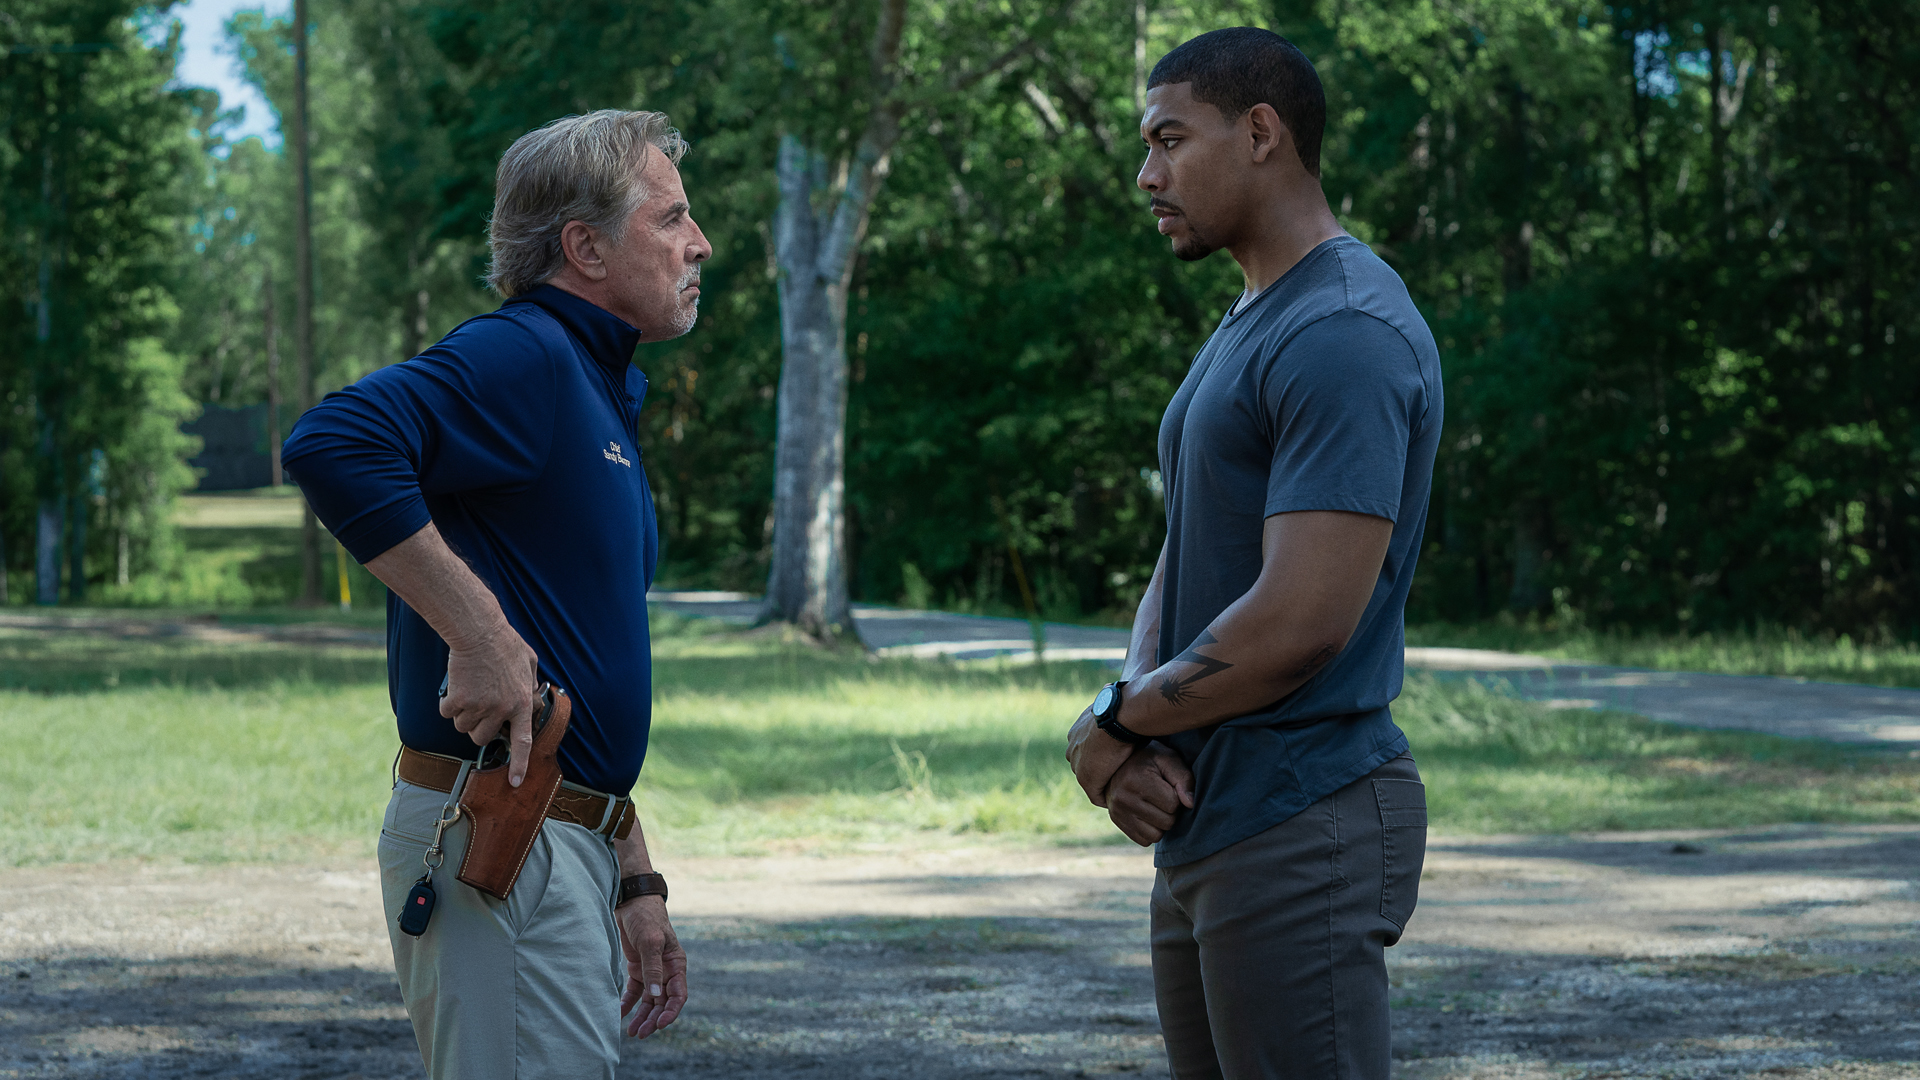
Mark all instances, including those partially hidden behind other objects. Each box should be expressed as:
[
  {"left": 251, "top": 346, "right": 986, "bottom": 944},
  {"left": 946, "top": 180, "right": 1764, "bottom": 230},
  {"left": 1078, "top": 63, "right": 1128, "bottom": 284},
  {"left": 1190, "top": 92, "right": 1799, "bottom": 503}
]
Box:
[
  {"left": 398, "top": 758, "right": 473, "bottom": 937},
  {"left": 397, "top": 677, "right": 554, "bottom": 937},
  {"left": 398, "top": 675, "right": 479, "bottom": 939}
]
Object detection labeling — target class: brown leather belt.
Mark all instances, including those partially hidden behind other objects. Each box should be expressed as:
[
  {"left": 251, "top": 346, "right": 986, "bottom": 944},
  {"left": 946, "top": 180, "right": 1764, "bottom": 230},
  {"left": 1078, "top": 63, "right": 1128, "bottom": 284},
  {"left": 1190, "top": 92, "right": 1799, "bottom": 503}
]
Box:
[{"left": 397, "top": 746, "right": 636, "bottom": 840}]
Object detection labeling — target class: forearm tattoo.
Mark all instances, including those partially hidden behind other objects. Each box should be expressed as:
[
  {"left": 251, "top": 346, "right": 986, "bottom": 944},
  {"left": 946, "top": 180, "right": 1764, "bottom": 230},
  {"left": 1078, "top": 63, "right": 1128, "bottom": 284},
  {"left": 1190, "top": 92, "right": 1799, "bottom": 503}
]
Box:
[{"left": 1155, "top": 631, "right": 1234, "bottom": 706}]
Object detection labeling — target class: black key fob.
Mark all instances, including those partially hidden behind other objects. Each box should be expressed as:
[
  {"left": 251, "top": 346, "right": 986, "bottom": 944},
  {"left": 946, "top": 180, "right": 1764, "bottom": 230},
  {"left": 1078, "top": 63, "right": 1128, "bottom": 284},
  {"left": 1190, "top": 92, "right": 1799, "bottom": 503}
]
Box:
[{"left": 398, "top": 876, "right": 437, "bottom": 937}]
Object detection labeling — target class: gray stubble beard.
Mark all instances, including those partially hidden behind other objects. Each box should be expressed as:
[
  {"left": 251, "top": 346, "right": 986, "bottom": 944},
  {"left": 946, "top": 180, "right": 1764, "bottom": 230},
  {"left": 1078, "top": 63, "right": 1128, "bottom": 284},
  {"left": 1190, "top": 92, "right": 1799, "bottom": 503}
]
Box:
[{"left": 664, "top": 267, "right": 701, "bottom": 338}]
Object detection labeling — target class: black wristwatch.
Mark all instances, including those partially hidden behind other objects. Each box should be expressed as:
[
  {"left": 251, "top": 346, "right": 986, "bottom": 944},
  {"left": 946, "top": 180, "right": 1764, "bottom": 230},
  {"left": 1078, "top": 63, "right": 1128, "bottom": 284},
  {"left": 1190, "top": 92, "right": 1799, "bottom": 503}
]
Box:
[
  {"left": 617, "top": 872, "right": 668, "bottom": 907},
  {"left": 1091, "top": 681, "right": 1151, "bottom": 745}
]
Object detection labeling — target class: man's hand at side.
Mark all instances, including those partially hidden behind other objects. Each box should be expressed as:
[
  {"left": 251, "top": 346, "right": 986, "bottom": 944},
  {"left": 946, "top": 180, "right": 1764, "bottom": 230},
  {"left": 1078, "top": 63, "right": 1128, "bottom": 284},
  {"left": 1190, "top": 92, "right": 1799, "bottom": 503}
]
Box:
[
  {"left": 613, "top": 820, "right": 686, "bottom": 1039},
  {"left": 616, "top": 895, "right": 688, "bottom": 1039},
  {"left": 1106, "top": 745, "right": 1195, "bottom": 846}
]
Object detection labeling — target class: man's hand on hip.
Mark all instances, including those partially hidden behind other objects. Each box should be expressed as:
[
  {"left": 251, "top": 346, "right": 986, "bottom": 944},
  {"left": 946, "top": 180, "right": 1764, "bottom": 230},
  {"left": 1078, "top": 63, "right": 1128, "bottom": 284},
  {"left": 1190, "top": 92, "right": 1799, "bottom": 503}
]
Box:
[
  {"left": 1106, "top": 744, "right": 1195, "bottom": 846},
  {"left": 439, "top": 623, "right": 539, "bottom": 786},
  {"left": 617, "top": 896, "right": 688, "bottom": 1039},
  {"left": 365, "top": 524, "right": 543, "bottom": 786}
]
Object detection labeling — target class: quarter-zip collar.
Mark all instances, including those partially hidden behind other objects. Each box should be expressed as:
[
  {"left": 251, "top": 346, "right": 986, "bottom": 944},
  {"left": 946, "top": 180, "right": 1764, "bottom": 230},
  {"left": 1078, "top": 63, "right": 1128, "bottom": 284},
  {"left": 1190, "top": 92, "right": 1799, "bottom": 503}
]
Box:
[{"left": 508, "top": 284, "right": 642, "bottom": 376}]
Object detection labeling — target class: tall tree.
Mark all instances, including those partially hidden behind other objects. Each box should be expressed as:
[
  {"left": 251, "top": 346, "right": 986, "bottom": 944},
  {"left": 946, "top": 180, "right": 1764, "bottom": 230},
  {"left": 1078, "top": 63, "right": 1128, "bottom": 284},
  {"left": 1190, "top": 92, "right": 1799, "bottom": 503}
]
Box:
[
  {"left": 0, "top": 2, "right": 201, "bottom": 606},
  {"left": 762, "top": 0, "right": 908, "bottom": 640},
  {"left": 291, "top": 0, "right": 324, "bottom": 604}
]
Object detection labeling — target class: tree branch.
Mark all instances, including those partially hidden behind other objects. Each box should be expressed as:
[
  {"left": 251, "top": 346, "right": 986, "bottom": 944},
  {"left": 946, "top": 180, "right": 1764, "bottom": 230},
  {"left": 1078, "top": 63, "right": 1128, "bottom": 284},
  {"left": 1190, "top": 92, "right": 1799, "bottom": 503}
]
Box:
[{"left": 813, "top": 0, "right": 909, "bottom": 285}]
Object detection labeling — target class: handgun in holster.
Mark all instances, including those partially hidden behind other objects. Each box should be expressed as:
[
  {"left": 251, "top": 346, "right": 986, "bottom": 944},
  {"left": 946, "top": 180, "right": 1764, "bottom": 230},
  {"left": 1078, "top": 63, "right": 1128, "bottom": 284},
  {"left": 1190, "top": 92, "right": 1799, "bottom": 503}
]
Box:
[{"left": 456, "top": 682, "right": 571, "bottom": 899}]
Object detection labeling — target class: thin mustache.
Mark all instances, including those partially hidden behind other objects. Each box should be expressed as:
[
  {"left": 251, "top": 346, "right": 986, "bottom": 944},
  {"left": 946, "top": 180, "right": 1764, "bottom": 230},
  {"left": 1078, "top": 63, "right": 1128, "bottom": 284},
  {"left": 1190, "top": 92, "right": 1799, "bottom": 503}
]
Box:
[
  {"left": 679, "top": 269, "right": 702, "bottom": 289},
  {"left": 1149, "top": 198, "right": 1182, "bottom": 214}
]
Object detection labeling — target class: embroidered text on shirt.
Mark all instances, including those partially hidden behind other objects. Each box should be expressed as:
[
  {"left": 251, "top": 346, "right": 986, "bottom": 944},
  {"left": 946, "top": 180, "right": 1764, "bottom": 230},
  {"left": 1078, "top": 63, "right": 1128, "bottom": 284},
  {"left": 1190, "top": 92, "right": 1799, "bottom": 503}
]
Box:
[{"left": 603, "top": 441, "right": 632, "bottom": 467}]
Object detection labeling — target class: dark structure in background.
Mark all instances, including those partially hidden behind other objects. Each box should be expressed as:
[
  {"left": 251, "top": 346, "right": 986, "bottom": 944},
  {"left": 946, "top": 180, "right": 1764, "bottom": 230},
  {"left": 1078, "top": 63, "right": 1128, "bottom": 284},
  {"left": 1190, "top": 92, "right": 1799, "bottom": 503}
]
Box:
[{"left": 184, "top": 405, "right": 274, "bottom": 491}]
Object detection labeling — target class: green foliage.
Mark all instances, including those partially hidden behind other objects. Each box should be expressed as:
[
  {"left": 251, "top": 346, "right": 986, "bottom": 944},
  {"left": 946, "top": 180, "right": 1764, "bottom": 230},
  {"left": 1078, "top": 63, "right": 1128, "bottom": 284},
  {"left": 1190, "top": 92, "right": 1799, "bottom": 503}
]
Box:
[
  {"left": 1409, "top": 620, "right": 1920, "bottom": 689},
  {"left": 389, "top": 0, "right": 1250, "bottom": 612},
  {"left": 358, "top": 0, "right": 1918, "bottom": 635},
  {"left": 1298, "top": 0, "right": 1920, "bottom": 633},
  {"left": 0, "top": 2, "right": 205, "bottom": 599},
  {"left": 16, "top": 0, "right": 1914, "bottom": 637},
  {"left": 188, "top": 2, "right": 490, "bottom": 407}
]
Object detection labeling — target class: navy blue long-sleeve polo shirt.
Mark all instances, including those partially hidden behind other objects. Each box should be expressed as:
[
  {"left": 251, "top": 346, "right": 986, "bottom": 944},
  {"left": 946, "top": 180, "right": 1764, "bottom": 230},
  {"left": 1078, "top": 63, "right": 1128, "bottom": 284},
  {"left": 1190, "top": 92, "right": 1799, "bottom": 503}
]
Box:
[{"left": 281, "top": 284, "right": 658, "bottom": 795}]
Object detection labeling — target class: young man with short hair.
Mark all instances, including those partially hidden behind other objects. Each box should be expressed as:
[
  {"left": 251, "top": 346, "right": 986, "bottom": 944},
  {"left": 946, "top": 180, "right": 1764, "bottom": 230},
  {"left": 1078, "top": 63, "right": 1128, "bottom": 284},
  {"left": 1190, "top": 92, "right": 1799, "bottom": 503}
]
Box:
[
  {"left": 283, "top": 109, "right": 709, "bottom": 1079},
  {"left": 1065, "top": 28, "right": 1442, "bottom": 1079}
]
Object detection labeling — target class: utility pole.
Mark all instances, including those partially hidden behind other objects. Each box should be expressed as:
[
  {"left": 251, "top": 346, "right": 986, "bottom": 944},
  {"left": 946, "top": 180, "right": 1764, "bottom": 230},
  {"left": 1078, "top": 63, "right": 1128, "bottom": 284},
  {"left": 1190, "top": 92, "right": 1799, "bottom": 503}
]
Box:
[{"left": 292, "top": 0, "right": 323, "bottom": 604}]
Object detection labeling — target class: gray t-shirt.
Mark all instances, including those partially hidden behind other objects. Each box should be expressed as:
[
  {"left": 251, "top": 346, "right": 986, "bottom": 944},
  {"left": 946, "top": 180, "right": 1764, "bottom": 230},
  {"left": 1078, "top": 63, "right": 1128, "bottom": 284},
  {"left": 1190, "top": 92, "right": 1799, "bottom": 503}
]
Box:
[{"left": 1153, "top": 235, "right": 1443, "bottom": 867}]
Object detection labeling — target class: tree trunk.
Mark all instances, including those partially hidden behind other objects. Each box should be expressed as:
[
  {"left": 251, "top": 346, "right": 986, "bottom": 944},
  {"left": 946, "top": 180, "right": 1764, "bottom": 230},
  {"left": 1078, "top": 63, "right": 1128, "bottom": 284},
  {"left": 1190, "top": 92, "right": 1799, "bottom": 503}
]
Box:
[
  {"left": 402, "top": 249, "right": 429, "bottom": 361},
  {"left": 1508, "top": 502, "right": 1548, "bottom": 614},
  {"left": 35, "top": 492, "right": 62, "bottom": 607},
  {"left": 293, "top": 0, "right": 324, "bottom": 604},
  {"left": 762, "top": 0, "right": 907, "bottom": 643},
  {"left": 34, "top": 237, "right": 59, "bottom": 607},
  {"left": 265, "top": 266, "right": 283, "bottom": 486},
  {"left": 67, "top": 455, "right": 87, "bottom": 604}
]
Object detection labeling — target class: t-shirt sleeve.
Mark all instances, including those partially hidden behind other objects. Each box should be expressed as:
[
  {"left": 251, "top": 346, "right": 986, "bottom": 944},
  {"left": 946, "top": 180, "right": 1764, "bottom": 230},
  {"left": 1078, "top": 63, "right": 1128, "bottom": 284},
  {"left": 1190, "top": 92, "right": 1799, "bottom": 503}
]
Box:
[
  {"left": 1262, "top": 308, "right": 1425, "bottom": 523},
  {"left": 280, "top": 315, "right": 558, "bottom": 563}
]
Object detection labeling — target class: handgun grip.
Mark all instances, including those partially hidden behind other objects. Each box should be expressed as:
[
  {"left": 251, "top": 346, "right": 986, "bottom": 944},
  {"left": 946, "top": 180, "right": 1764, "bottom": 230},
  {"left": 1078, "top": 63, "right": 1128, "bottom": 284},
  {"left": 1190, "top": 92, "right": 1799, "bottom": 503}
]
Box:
[{"left": 455, "top": 684, "right": 571, "bottom": 900}]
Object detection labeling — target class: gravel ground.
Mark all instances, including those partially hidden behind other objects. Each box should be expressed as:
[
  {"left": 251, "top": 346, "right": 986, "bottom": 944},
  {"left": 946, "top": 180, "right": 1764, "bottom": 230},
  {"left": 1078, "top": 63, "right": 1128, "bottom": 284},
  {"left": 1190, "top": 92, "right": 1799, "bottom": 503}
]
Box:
[{"left": 3, "top": 827, "right": 1918, "bottom": 1078}]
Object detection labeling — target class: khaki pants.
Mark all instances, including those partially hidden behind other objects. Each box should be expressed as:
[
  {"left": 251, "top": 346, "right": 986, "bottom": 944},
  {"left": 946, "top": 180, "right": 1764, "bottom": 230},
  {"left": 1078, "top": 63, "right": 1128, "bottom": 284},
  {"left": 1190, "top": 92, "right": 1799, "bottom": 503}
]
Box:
[
  {"left": 378, "top": 778, "right": 625, "bottom": 1080},
  {"left": 1150, "top": 755, "right": 1427, "bottom": 1080}
]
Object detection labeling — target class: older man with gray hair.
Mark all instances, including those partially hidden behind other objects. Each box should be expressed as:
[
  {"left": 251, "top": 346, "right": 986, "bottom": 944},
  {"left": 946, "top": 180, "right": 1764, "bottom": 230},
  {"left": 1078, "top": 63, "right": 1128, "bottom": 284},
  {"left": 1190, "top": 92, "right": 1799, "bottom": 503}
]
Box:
[{"left": 281, "top": 109, "right": 709, "bottom": 1078}]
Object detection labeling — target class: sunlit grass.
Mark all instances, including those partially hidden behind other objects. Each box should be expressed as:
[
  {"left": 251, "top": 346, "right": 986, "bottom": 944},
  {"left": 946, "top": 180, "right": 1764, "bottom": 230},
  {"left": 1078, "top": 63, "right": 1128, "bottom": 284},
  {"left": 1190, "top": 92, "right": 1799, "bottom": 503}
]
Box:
[
  {"left": 1408, "top": 621, "right": 1920, "bottom": 689},
  {"left": 3, "top": 613, "right": 1916, "bottom": 867},
  {"left": 1396, "top": 675, "right": 1920, "bottom": 833}
]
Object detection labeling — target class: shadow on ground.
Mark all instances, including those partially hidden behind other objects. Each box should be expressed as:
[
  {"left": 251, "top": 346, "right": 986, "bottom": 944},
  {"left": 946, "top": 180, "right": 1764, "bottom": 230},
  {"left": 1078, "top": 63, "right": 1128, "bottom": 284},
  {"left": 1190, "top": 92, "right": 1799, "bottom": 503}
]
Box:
[
  {"left": 9, "top": 920, "right": 1920, "bottom": 1079},
  {"left": 1438, "top": 827, "right": 1920, "bottom": 881},
  {"left": 0, "top": 915, "right": 1167, "bottom": 1080},
  {"left": 0, "top": 956, "right": 415, "bottom": 1079},
  {"left": 1390, "top": 943, "right": 1920, "bottom": 1076}
]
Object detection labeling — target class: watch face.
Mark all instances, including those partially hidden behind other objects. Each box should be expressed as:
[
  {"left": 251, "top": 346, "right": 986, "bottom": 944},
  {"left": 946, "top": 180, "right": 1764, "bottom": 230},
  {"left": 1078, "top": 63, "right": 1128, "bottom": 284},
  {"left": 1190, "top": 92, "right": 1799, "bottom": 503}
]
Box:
[{"left": 1092, "top": 684, "right": 1117, "bottom": 716}]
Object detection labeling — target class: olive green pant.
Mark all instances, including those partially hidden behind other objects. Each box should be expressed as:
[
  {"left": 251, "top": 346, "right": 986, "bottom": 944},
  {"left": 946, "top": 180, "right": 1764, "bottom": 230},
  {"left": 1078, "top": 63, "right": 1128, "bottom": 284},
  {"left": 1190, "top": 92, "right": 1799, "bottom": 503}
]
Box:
[
  {"left": 1150, "top": 755, "right": 1427, "bottom": 1080},
  {"left": 378, "top": 778, "right": 625, "bottom": 1080}
]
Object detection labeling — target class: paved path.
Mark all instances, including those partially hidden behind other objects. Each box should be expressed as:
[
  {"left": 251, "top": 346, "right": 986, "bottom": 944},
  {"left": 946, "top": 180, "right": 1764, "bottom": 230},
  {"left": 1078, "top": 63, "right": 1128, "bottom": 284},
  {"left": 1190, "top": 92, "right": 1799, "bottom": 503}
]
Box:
[{"left": 647, "top": 592, "right": 1920, "bottom": 748}]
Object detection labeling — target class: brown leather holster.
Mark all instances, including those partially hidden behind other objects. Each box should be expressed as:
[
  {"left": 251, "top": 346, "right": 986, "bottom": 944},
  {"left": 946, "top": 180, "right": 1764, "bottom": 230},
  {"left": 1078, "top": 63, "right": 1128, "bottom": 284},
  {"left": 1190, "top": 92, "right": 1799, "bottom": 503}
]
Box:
[{"left": 456, "top": 685, "right": 571, "bottom": 900}]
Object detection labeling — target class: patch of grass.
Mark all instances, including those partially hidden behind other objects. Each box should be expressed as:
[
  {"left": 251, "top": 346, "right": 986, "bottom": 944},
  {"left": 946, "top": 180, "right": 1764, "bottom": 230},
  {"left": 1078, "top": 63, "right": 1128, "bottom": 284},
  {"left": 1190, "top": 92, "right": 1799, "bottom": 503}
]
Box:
[
  {"left": 73, "top": 490, "right": 388, "bottom": 609},
  {"left": 2, "top": 682, "right": 399, "bottom": 865},
  {"left": 1396, "top": 674, "right": 1920, "bottom": 833},
  {"left": 1408, "top": 621, "right": 1920, "bottom": 689},
  {"left": 0, "top": 626, "right": 386, "bottom": 692},
  {"left": 94, "top": 524, "right": 390, "bottom": 609},
  {"left": 3, "top": 618, "right": 1917, "bottom": 867}
]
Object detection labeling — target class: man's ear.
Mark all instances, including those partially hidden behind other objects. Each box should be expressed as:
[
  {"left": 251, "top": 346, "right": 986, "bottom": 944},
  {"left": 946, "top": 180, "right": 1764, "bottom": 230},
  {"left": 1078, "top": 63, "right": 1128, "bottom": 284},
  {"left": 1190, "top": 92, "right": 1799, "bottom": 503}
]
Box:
[
  {"left": 559, "top": 220, "right": 609, "bottom": 282},
  {"left": 1246, "top": 103, "right": 1293, "bottom": 168}
]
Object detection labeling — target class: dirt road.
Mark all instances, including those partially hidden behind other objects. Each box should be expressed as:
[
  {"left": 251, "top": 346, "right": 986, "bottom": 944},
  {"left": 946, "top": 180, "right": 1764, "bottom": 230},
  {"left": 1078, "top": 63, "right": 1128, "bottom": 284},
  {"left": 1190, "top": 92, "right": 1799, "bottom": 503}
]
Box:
[{"left": 3, "top": 827, "right": 1917, "bottom": 1078}]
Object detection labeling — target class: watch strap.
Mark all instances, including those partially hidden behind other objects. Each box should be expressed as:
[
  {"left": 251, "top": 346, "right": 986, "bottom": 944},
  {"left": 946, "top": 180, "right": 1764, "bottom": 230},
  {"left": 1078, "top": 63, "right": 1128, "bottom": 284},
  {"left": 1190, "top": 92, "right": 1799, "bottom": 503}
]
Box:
[
  {"left": 1093, "top": 681, "right": 1152, "bottom": 745},
  {"left": 617, "top": 872, "right": 668, "bottom": 906}
]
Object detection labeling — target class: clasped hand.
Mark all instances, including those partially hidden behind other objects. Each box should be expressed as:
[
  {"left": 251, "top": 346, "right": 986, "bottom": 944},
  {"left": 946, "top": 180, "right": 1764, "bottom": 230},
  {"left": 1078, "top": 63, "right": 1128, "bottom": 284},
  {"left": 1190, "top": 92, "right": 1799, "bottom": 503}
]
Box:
[{"left": 1065, "top": 708, "right": 1195, "bottom": 846}]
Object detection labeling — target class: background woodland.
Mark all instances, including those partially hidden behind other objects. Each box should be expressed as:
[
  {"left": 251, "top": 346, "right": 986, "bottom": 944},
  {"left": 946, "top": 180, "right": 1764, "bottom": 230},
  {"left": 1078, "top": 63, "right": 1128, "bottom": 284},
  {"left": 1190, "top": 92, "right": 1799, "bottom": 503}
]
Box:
[{"left": 1, "top": 0, "right": 1915, "bottom": 636}]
